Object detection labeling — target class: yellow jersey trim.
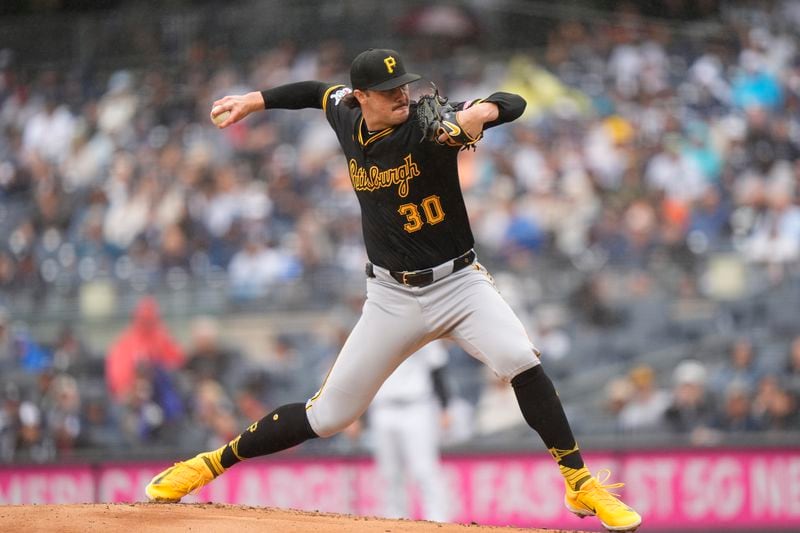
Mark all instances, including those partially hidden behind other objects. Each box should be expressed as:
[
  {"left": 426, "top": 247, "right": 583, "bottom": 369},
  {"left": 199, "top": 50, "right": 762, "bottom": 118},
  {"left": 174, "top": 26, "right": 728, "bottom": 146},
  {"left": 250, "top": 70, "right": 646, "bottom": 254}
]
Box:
[
  {"left": 322, "top": 84, "right": 346, "bottom": 114},
  {"left": 357, "top": 117, "right": 394, "bottom": 147}
]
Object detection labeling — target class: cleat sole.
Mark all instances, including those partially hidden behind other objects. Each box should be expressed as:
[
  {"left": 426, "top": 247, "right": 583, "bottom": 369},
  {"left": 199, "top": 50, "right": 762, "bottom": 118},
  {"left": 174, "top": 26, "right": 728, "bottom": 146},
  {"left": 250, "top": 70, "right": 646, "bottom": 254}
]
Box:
[
  {"left": 145, "top": 484, "right": 182, "bottom": 503},
  {"left": 601, "top": 518, "right": 642, "bottom": 532},
  {"left": 145, "top": 492, "right": 181, "bottom": 503}
]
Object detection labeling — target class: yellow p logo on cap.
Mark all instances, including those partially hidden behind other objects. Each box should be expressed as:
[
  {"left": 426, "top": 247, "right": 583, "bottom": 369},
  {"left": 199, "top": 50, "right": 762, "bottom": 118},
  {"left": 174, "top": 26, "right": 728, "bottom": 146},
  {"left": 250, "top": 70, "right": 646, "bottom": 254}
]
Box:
[{"left": 384, "top": 56, "right": 396, "bottom": 74}]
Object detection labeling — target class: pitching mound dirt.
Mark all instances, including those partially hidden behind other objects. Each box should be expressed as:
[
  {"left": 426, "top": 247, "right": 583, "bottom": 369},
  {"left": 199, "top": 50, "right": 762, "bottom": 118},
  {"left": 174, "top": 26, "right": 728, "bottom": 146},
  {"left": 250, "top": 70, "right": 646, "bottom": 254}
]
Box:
[{"left": 0, "top": 503, "right": 592, "bottom": 532}]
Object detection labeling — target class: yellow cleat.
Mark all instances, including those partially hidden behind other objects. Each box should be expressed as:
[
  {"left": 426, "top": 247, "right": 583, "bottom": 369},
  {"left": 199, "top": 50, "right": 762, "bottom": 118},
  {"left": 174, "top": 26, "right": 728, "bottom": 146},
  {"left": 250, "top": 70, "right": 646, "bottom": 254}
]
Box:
[
  {"left": 145, "top": 450, "right": 224, "bottom": 503},
  {"left": 564, "top": 470, "right": 642, "bottom": 532}
]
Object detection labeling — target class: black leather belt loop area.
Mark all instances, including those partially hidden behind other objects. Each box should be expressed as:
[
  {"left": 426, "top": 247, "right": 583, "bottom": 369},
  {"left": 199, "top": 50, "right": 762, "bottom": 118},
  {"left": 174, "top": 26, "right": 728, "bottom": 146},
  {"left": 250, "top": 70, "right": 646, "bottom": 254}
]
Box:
[{"left": 365, "top": 249, "right": 476, "bottom": 288}]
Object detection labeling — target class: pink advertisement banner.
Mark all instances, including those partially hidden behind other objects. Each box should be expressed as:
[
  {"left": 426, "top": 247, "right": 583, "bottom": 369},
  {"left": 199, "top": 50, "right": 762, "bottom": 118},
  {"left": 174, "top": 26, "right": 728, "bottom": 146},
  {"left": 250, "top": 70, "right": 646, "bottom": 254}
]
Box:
[{"left": 1, "top": 449, "right": 799, "bottom": 531}]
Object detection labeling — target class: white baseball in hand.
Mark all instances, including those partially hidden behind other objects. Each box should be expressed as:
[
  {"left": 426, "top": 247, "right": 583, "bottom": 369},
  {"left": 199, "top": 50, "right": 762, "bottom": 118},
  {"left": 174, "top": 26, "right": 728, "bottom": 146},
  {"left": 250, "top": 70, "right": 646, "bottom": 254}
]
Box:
[{"left": 211, "top": 106, "right": 231, "bottom": 126}]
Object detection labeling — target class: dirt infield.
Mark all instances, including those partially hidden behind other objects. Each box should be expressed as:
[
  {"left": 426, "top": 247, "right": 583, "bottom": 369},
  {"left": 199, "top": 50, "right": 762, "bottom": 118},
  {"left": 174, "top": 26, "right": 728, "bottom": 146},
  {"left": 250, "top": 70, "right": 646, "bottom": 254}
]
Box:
[{"left": 0, "top": 503, "right": 593, "bottom": 532}]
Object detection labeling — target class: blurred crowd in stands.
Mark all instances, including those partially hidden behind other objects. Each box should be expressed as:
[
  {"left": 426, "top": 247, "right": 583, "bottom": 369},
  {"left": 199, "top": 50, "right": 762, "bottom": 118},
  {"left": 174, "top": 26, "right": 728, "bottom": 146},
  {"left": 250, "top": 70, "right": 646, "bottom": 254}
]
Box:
[
  {"left": 606, "top": 335, "right": 800, "bottom": 443},
  {"left": 1, "top": 0, "right": 800, "bottom": 462},
  {"left": 0, "top": 295, "right": 350, "bottom": 461}
]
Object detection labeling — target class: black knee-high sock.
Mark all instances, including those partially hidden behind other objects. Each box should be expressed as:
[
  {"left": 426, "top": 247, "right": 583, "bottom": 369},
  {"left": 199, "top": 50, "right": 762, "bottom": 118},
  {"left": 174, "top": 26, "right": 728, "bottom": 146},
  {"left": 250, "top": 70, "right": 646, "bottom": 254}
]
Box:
[
  {"left": 220, "top": 403, "right": 318, "bottom": 468},
  {"left": 512, "top": 365, "right": 592, "bottom": 488}
]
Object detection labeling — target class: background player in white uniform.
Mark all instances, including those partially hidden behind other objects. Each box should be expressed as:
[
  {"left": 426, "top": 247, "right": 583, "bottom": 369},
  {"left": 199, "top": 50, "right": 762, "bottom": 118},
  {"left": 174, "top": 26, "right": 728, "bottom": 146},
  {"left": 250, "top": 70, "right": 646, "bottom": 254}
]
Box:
[
  {"left": 146, "top": 48, "right": 641, "bottom": 532},
  {"left": 369, "top": 340, "right": 450, "bottom": 522}
]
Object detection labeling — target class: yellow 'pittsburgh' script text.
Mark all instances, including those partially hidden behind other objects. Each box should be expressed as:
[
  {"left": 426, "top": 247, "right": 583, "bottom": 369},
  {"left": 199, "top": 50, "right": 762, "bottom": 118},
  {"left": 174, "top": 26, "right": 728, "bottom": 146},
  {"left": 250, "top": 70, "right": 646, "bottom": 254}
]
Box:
[{"left": 349, "top": 154, "right": 420, "bottom": 198}]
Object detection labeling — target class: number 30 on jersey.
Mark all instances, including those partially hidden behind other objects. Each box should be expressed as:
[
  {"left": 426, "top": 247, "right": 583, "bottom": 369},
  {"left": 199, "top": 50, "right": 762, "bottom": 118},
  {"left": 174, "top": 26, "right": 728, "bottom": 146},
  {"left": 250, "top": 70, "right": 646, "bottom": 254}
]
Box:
[{"left": 398, "top": 195, "right": 445, "bottom": 233}]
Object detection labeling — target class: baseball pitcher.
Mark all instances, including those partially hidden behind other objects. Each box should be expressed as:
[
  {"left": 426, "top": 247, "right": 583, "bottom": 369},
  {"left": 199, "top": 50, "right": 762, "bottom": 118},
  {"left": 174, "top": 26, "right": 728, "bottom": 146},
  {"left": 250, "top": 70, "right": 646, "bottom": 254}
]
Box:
[{"left": 146, "top": 48, "right": 641, "bottom": 532}]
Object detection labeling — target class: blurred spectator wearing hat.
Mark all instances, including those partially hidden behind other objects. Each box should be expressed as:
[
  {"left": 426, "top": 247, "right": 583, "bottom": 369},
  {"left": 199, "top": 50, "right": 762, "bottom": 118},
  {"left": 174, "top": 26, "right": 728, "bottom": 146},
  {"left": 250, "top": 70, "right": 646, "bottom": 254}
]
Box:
[
  {"left": 618, "top": 364, "right": 671, "bottom": 433},
  {"left": 43, "top": 374, "right": 84, "bottom": 455},
  {"left": 50, "top": 322, "right": 101, "bottom": 380},
  {"left": 751, "top": 374, "right": 799, "bottom": 432},
  {"left": 81, "top": 390, "right": 124, "bottom": 450},
  {"left": 181, "top": 379, "right": 239, "bottom": 451},
  {"left": 708, "top": 337, "right": 765, "bottom": 400},
  {"left": 663, "top": 359, "right": 715, "bottom": 441},
  {"left": 106, "top": 296, "right": 185, "bottom": 402},
  {"left": 182, "top": 316, "right": 247, "bottom": 395},
  {"left": 711, "top": 381, "right": 763, "bottom": 433},
  {"left": 15, "top": 398, "right": 51, "bottom": 462},
  {"left": 604, "top": 377, "right": 634, "bottom": 430},
  {"left": 118, "top": 362, "right": 184, "bottom": 446}
]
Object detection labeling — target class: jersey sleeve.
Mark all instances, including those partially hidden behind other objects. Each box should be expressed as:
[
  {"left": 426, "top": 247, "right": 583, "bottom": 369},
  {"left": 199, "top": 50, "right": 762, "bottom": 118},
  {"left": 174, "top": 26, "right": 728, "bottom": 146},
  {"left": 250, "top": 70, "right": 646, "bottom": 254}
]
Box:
[
  {"left": 261, "top": 81, "right": 357, "bottom": 137},
  {"left": 453, "top": 92, "right": 526, "bottom": 130},
  {"left": 321, "top": 84, "right": 357, "bottom": 133},
  {"left": 261, "top": 81, "right": 331, "bottom": 110}
]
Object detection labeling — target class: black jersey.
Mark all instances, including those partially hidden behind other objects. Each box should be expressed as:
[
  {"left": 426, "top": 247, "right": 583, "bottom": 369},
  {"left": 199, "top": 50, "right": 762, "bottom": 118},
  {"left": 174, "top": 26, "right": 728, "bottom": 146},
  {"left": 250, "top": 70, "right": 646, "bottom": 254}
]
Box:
[{"left": 262, "top": 82, "right": 525, "bottom": 271}]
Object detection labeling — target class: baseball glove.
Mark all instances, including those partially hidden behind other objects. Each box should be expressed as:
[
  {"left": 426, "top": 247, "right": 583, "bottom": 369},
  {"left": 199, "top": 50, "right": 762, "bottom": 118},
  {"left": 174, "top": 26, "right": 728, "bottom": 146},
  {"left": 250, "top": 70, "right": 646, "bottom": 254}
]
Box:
[{"left": 416, "top": 84, "right": 483, "bottom": 150}]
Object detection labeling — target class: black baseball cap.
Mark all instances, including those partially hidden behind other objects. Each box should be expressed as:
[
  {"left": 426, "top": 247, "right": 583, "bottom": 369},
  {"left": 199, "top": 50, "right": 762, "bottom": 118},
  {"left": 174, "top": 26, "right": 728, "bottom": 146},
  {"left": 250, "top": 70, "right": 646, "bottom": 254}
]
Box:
[{"left": 350, "top": 48, "right": 422, "bottom": 91}]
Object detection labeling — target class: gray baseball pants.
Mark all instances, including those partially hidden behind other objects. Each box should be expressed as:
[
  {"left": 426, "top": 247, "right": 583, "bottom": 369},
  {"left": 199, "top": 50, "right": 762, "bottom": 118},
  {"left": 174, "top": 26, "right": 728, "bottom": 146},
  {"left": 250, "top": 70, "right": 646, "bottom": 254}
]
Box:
[{"left": 305, "top": 257, "right": 540, "bottom": 437}]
